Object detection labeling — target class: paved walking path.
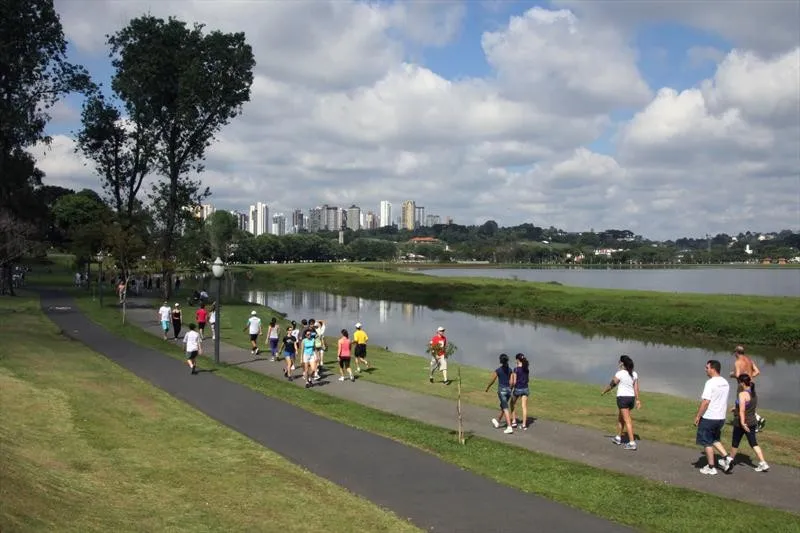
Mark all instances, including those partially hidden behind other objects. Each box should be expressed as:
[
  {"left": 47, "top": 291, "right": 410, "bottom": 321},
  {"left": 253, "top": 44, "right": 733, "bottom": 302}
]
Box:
[
  {"left": 119, "top": 299, "right": 800, "bottom": 514},
  {"left": 40, "top": 291, "right": 630, "bottom": 533}
]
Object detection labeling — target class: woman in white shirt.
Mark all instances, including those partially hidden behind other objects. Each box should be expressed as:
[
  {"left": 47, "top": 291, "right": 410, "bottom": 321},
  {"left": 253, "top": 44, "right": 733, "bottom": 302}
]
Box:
[{"left": 601, "top": 355, "right": 642, "bottom": 450}]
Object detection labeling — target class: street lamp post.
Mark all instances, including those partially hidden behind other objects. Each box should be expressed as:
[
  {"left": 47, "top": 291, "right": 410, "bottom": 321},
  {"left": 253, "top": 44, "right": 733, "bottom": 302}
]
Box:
[
  {"left": 97, "top": 251, "right": 105, "bottom": 307},
  {"left": 211, "top": 257, "right": 226, "bottom": 364}
]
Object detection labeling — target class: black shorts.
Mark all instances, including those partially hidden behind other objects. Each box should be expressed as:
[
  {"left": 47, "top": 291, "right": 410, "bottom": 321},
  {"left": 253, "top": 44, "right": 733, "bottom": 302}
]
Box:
[
  {"left": 616, "top": 396, "right": 635, "bottom": 410},
  {"left": 354, "top": 344, "right": 367, "bottom": 358},
  {"left": 186, "top": 350, "right": 198, "bottom": 360},
  {"left": 339, "top": 357, "right": 351, "bottom": 369},
  {"left": 198, "top": 322, "right": 206, "bottom": 330},
  {"left": 249, "top": 333, "right": 258, "bottom": 342},
  {"left": 731, "top": 424, "right": 759, "bottom": 449}
]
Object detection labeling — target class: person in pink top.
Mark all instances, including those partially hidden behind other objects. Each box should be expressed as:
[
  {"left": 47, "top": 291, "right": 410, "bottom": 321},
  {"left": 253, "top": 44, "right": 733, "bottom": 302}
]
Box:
[
  {"left": 337, "top": 329, "right": 355, "bottom": 382},
  {"left": 195, "top": 303, "right": 208, "bottom": 340}
]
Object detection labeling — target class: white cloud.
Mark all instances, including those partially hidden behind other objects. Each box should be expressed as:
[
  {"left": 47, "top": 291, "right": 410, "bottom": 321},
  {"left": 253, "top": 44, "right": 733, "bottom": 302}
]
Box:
[{"left": 38, "top": 1, "right": 800, "bottom": 239}]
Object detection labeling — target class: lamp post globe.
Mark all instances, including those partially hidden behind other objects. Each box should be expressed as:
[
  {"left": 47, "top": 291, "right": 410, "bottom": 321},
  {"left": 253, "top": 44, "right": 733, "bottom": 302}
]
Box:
[{"left": 211, "top": 257, "right": 225, "bottom": 364}]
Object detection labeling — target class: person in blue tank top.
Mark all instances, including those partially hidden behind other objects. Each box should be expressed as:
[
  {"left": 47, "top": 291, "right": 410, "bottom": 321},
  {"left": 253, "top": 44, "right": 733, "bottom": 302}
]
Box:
[
  {"left": 510, "top": 353, "right": 531, "bottom": 430},
  {"left": 485, "top": 353, "right": 514, "bottom": 434}
]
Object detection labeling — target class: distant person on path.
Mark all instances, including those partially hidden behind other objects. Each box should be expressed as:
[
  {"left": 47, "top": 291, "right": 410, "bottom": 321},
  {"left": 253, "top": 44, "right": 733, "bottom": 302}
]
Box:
[
  {"left": 353, "top": 322, "right": 370, "bottom": 372},
  {"left": 157, "top": 301, "right": 171, "bottom": 340},
  {"left": 695, "top": 360, "right": 734, "bottom": 475},
  {"left": 301, "top": 330, "right": 317, "bottom": 388},
  {"left": 183, "top": 323, "right": 202, "bottom": 375},
  {"left": 208, "top": 303, "right": 217, "bottom": 340},
  {"left": 289, "top": 321, "right": 299, "bottom": 372},
  {"left": 601, "top": 355, "right": 641, "bottom": 450},
  {"left": 281, "top": 324, "right": 298, "bottom": 381},
  {"left": 267, "top": 317, "right": 280, "bottom": 361},
  {"left": 195, "top": 303, "right": 208, "bottom": 340},
  {"left": 485, "top": 353, "right": 514, "bottom": 434},
  {"left": 314, "top": 319, "right": 327, "bottom": 370},
  {"left": 730, "top": 345, "right": 765, "bottom": 431},
  {"left": 428, "top": 326, "right": 448, "bottom": 385},
  {"left": 244, "top": 311, "right": 262, "bottom": 356},
  {"left": 337, "top": 329, "right": 355, "bottom": 382},
  {"left": 171, "top": 303, "right": 183, "bottom": 340},
  {"left": 726, "top": 373, "right": 770, "bottom": 472},
  {"left": 509, "top": 353, "right": 531, "bottom": 431}
]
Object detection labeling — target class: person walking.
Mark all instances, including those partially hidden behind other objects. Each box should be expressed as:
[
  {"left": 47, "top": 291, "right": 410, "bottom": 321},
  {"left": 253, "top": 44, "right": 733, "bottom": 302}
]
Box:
[
  {"left": 726, "top": 374, "right": 770, "bottom": 472},
  {"left": 337, "top": 329, "right": 355, "bottom": 382},
  {"left": 183, "top": 323, "right": 202, "bottom": 375},
  {"left": 281, "top": 325, "right": 298, "bottom": 381},
  {"left": 353, "top": 322, "right": 370, "bottom": 372},
  {"left": 208, "top": 303, "right": 217, "bottom": 340},
  {"left": 730, "top": 345, "right": 765, "bottom": 431},
  {"left": 170, "top": 303, "right": 183, "bottom": 340},
  {"left": 601, "top": 355, "right": 641, "bottom": 450},
  {"left": 694, "top": 360, "right": 734, "bottom": 475},
  {"left": 314, "top": 319, "right": 327, "bottom": 370},
  {"left": 195, "top": 303, "right": 208, "bottom": 340},
  {"left": 485, "top": 354, "right": 514, "bottom": 434},
  {"left": 509, "top": 353, "right": 531, "bottom": 431},
  {"left": 244, "top": 310, "right": 262, "bottom": 356},
  {"left": 157, "top": 301, "right": 171, "bottom": 340},
  {"left": 301, "top": 330, "right": 317, "bottom": 388},
  {"left": 266, "top": 317, "right": 280, "bottom": 361},
  {"left": 428, "top": 326, "right": 448, "bottom": 385}
]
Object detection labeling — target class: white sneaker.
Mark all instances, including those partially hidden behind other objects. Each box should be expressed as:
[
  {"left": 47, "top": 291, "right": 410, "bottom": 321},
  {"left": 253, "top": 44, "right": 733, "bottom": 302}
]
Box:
[
  {"left": 612, "top": 435, "right": 622, "bottom": 445},
  {"left": 491, "top": 418, "right": 500, "bottom": 429},
  {"left": 699, "top": 465, "right": 718, "bottom": 475},
  {"left": 338, "top": 376, "right": 345, "bottom": 382},
  {"left": 755, "top": 461, "right": 770, "bottom": 472},
  {"left": 717, "top": 456, "right": 733, "bottom": 473},
  {"left": 503, "top": 426, "right": 513, "bottom": 434}
]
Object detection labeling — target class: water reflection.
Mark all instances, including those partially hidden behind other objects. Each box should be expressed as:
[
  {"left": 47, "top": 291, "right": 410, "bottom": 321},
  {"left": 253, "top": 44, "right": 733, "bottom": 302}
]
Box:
[{"left": 245, "top": 290, "right": 800, "bottom": 413}]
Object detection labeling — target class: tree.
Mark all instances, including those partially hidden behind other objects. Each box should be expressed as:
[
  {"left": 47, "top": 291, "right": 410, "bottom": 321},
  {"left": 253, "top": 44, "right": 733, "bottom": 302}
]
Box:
[
  {"left": 52, "top": 190, "right": 112, "bottom": 280},
  {"left": 0, "top": 209, "right": 41, "bottom": 295},
  {"left": 205, "top": 210, "right": 238, "bottom": 259},
  {"left": 106, "top": 15, "right": 255, "bottom": 298}
]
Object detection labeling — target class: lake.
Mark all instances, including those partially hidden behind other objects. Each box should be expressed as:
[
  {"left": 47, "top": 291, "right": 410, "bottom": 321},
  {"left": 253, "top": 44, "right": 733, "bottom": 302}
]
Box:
[
  {"left": 420, "top": 267, "right": 800, "bottom": 296},
  {"left": 245, "top": 289, "right": 800, "bottom": 413}
]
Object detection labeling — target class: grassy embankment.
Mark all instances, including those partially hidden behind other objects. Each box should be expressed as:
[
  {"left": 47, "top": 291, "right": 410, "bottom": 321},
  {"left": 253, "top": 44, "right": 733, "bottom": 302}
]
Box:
[
  {"left": 0, "top": 295, "right": 419, "bottom": 533},
  {"left": 66, "top": 295, "right": 800, "bottom": 532},
  {"left": 252, "top": 263, "right": 800, "bottom": 349}
]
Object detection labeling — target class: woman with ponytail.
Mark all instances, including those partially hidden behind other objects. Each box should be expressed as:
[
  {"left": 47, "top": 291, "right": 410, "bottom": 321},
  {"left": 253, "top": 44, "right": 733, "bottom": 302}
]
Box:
[
  {"left": 485, "top": 353, "right": 514, "bottom": 434},
  {"left": 725, "top": 373, "right": 769, "bottom": 472},
  {"left": 510, "top": 353, "right": 531, "bottom": 430},
  {"left": 602, "top": 354, "right": 641, "bottom": 450}
]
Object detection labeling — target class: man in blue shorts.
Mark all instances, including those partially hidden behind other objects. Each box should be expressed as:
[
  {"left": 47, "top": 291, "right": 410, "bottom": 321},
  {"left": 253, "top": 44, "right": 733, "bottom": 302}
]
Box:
[{"left": 694, "top": 360, "right": 734, "bottom": 475}]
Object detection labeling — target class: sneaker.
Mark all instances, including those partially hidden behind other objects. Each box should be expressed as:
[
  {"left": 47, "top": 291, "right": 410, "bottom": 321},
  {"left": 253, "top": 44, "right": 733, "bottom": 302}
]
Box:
[
  {"left": 612, "top": 435, "right": 622, "bottom": 445},
  {"left": 717, "top": 456, "right": 733, "bottom": 473},
  {"left": 503, "top": 426, "right": 513, "bottom": 434},
  {"left": 511, "top": 420, "right": 518, "bottom": 428},
  {"left": 305, "top": 381, "right": 311, "bottom": 389},
  {"left": 350, "top": 375, "right": 355, "bottom": 382},
  {"left": 757, "top": 417, "right": 766, "bottom": 431},
  {"left": 290, "top": 364, "right": 295, "bottom": 371},
  {"left": 491, "top": 418, "right": 500, "bottom": 429},
  {"left": 429, "top": 377, "right": 434, "bottom": 383},
  {"left": 270, "top": 357, "right": 275, "bottom": 362},
  {"left": 699, "top": 465, "right": 718, "bottom": 476},
  {"left": 522, "top": 425, "right": 528, "bottom": 431},
  {"left": 338, "top": 376, "right": 345, "bottom": 382},
  {"left": 623, "top": 442, "right": 637, "bottom": 451},
  {"left": 754, "top": 461, "right": 770, "bottom": 472}
]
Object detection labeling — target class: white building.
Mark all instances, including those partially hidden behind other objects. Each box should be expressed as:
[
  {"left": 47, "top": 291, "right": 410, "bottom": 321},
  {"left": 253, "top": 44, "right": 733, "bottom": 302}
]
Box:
[
  {"left": 272, "top": 213, "right": 286, "bottom": 236},
  {"left": 248, "top": 202, "right": 269, "bottom": 236},
  {"left": 379, "top": 200, "right": 392, "bottom": 228}
]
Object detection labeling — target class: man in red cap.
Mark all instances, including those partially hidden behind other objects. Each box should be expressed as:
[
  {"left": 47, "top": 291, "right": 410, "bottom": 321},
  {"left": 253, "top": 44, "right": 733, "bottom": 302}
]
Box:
[{"left": 429, "top": 326, "right": 449, "bottom": 384}]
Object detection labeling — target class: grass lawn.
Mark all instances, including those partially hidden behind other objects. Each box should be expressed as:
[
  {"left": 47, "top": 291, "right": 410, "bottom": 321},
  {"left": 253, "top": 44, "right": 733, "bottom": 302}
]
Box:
[
  {"left": 0, "top": 295, "right": 419, "bottom": 533},
  {"left": 252, "top": 263, "right": 800, "bottom": 348},
  {"left": 173, "top": 298, "right": 800, "bottom": 469},
  {"left": 69, "top": 294, "right": 800, "bottom": 532}
]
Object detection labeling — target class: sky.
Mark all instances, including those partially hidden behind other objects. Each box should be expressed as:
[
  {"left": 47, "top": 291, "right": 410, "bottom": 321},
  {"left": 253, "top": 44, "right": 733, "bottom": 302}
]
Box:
[{"left": 33, "top": 0, "right": 800, "bottom": 240}]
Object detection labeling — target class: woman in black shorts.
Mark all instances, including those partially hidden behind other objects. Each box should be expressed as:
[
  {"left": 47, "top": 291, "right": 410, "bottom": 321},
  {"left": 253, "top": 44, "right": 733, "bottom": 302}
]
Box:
[
  {"left": 601, "top": 355, "right": 641, "bottom": 450},
  {"left": 725, "top": 374, "right": 769, "bottom": 472}
]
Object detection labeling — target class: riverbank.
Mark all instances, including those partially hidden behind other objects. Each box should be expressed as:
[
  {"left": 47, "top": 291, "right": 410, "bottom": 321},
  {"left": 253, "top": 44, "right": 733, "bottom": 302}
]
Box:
[{"left": 252, "top": 264, "right": 800, "bottom": 348}]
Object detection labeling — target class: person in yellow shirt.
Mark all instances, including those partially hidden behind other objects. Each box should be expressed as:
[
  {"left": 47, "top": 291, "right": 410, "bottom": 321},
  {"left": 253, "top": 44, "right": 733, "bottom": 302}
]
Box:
[{"left": 353, "top": 322, "right": 371, "bottom": 373}]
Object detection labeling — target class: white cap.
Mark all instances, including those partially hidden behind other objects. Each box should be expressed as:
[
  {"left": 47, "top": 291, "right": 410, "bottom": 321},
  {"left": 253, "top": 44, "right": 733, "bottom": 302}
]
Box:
[
  {"left": 437, "top": 326, "right": 445, "bottom": 332},
  {"left": 250, "top": 310, "right": 257, "bottom": 316},
  {"left": 355, "top": 322, "right": 362, "bottom": 328}
]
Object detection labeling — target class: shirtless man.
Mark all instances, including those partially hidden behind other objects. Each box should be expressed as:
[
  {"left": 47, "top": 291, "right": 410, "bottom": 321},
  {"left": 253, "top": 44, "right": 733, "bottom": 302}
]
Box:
[{"left": 731, "top": 345, "right": 765, "bottom": 431}]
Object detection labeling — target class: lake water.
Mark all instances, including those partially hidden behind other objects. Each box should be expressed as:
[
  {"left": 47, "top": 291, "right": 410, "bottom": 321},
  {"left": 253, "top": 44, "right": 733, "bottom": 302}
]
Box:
[
  {"left": 245, "top": 290, "right": 800, "bottom": 413},
  {"left": 421, "top": 268, "right": 800, "bottom": 296}
]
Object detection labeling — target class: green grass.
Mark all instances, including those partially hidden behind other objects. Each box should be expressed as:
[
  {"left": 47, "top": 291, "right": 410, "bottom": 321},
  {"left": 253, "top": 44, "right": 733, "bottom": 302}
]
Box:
[
  {"left": 250, "top": 263, "right": 800, "bottom": 348},
  {"left": 0, "top": 295, "right": 419, "bottom": 533},
  {"left": 68, "top": 295, "right": 800, "bottom": 532},
  {"left": 177, "top": 298, "right": 800, "bottom": 469}
]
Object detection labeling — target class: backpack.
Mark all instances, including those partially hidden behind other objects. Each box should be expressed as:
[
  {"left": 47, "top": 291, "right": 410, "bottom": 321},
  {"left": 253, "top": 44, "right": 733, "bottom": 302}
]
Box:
[{"left": 314, "top": 337, "right": 322, "bottom": 349}]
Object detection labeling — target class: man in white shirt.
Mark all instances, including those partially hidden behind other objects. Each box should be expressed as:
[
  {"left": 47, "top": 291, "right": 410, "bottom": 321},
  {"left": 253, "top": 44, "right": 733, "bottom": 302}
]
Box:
[
  {"left": 694, "top": 360, "right": 733, "bottom": 475},
  {"left": 183, "top": 323, "right": 202, "bottom": 375},
  {"left": 243, "top": 310, "right": 262, "bottom": 356},
  {"left": 157, "top": 301, "right": 171, "bottom": 340}
]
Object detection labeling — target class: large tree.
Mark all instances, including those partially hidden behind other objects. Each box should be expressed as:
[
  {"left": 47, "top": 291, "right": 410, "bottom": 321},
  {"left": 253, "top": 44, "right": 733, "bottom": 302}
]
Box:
[
  {"left": 106, "top": 15, "right": 255, "bottom": 297},
  {"left": 0, "top": 0, "right": 91, "bottom": 291}
]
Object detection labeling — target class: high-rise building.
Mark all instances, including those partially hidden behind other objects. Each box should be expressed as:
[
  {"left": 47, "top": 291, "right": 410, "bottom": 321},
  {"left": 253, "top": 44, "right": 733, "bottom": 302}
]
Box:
[
  {"left": 365, "top": 211, "right": 378, "bottom": 230},
  {"left": 308, "top": 207, "right": 322, "bottom": 233},
  {"left": 323, "top": 205, "right": 340, "bottom": 231},
  {"left": 291, "top": 209, "right": 305, "bottom": 233},
  {"left": 271, "top": 213, "right": 286, "bottom": 236},
  {"left": 425, "top": 214, "right": 440, "bottom": 227},
  {"left": 232, "top": 210, "right": 248, "bottom": 231},
  {"left": 414, "top": 206, "right": 425, "bottom": 229},
  {"left": 248, "top": 204, "right": 258, "bottom": 234},
  {"left": 379, "top": 201, "right": 392, "bottom": 228},
  {"left": 401, "top": 200, "right": 415, "bottom": 231},
  {"left": 248, "top": 202, "right": 269, "bottom": 236},
  {"left": 346, "top": 205, "right": 361, "bottom": 231},
  {"left": 199, "top": 204, "right": 215, "bottom": 220}
]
